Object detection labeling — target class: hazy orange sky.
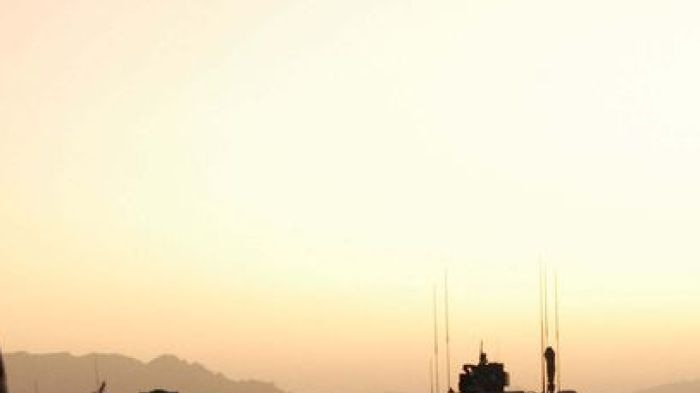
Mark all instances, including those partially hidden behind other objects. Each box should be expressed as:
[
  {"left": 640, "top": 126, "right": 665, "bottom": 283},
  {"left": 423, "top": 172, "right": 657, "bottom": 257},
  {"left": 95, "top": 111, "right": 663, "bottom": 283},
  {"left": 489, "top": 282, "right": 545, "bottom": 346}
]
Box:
[{"left": 2, "top": 2, "right": 700, "bottom": 393}]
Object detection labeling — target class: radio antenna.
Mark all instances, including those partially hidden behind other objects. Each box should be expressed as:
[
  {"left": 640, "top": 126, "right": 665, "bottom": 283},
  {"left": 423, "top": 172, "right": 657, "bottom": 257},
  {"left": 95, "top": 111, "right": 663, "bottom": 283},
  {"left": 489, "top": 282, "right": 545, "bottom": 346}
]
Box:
[
  {"left": 430, "top": 358, "right": 435, "bottom": 393},
  {"left": 433, "top": 285, "right": 441, "bottom": 393},
  {"left": 544, "top": 264, "right": 549, "bottom": 346},
  {"left": 444, "top": 269, "right": 452, "bottom": 392},
  {"left": 539, "top": 262, "right": 546, "bottom": 393},
  {"left": 555, "top": 271, "right": 561, "bottom": 393}
]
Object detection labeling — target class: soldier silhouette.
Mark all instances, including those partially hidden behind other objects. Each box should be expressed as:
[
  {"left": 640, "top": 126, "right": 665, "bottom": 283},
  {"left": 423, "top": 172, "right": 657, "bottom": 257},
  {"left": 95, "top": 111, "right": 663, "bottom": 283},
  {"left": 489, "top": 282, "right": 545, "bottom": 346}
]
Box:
[{"left": 544, "top": 346, "right": 556, "bottom": 393}]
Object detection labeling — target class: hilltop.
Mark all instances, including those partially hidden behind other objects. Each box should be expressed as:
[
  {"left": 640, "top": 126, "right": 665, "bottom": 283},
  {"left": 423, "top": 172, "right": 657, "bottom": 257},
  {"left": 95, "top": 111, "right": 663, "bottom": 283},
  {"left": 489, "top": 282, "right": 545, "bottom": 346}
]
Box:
[
  {"left": 632, "top": 380, "right": 700, "bottom": 393},
  {"left": 4, "top": 352, "right": 287, "bottom": 393}
]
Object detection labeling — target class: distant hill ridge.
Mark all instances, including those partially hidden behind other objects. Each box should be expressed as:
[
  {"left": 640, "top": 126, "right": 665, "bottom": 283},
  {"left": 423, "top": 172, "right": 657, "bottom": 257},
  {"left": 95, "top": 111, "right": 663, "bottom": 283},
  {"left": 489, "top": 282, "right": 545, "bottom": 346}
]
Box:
[
  {"left": 4, "top": 352, "right": 287, "bottom": 393},
  {"left": 632, "top": 380, "right": 700, "bottom": 393}
]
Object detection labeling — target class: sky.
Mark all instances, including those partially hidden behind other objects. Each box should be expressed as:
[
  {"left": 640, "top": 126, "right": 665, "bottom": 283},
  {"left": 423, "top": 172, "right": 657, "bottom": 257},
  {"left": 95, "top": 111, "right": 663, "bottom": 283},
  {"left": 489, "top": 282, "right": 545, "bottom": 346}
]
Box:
[{"left": 1, "top": 1, "right": 700, "bottom": 393}]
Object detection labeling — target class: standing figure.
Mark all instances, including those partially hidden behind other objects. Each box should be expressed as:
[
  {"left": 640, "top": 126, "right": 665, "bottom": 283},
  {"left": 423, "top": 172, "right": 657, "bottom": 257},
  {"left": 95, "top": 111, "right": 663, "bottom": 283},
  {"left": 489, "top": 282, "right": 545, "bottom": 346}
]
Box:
[{"left": 544, "top": 346, "right": 556, "bottom": 393}]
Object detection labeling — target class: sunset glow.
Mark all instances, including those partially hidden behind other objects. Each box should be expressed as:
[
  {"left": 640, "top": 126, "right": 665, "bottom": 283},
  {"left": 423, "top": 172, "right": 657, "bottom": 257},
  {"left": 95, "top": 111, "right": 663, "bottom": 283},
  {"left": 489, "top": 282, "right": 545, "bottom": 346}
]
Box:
[{"left": 2, "top": 2, "right": 700, "bottom": 393}]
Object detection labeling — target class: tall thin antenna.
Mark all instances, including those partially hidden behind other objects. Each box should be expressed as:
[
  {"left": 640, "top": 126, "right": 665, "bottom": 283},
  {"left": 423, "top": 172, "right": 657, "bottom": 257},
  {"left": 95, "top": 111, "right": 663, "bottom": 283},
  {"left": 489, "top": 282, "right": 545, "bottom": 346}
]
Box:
[
  {"left": 544, "top": 265, "right": 549, "bottom": 346},
  {"left": 555, "top": 271, "right": 561, "bottom": 393},
  {"left": 539, "top": 262, "right": 545, "bottom": 393},
  {"left": 444, "top": 269, "right": 451, "bottom": 392},
  {"left": 433, "top": 285, "right": 441, "bottom": 393},
  {"left": 430, "top": 358, "right": 435, "bottom": 393}
]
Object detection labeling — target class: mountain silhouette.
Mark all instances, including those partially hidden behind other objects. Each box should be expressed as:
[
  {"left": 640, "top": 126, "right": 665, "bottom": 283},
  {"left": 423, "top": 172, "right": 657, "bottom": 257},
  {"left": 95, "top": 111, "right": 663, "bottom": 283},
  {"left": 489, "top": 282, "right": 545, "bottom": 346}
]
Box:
[
  {"left": 4, "top": 352, "right": 286, "bottom": 393},
  {"left": 632, "top": 380, "right": 700, "bottom": 393}
]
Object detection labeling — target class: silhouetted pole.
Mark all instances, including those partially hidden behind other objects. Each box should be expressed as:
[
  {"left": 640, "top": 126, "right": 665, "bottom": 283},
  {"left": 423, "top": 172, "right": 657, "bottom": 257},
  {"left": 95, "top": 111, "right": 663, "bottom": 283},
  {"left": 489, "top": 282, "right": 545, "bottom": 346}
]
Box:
[
  {"left": 555, "top": 271, "right": 561, "bottom": 393},
  {"left": 544, "top": 265, "right": 549, "bottom": 347},
  {"left": 433, "top": 285, "right": 440, "bottom": 393},
  {"left": 539, "top": 263, "right": 545, "bottom": 393},
  {"left": 444, "top": 270, "right": 451, "bottom": 392},
  {"left": 430, "top": 358, "right": 435, "bottom": 393}
]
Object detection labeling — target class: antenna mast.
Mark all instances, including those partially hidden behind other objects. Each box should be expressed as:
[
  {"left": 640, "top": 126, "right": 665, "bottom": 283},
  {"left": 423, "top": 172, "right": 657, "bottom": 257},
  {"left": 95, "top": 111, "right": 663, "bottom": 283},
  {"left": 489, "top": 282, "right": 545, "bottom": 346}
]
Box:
[
  {"left": 444, "top": 270, "right": 451, "bottom": 392},
  {"left": 433, "top": 285, "right": 441, "bottom": 393},
  {"left": 430, "top": 358, "right": 435, "bottom": 393},
  {"left": 555, "top": 271, "right": 561, "bottom": 393},
  {"left": 544, "top": 266, "right": 549, "bottom": 346},
  {"left": 539, "top": 263, "right": 545, "bottom": 393}
]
